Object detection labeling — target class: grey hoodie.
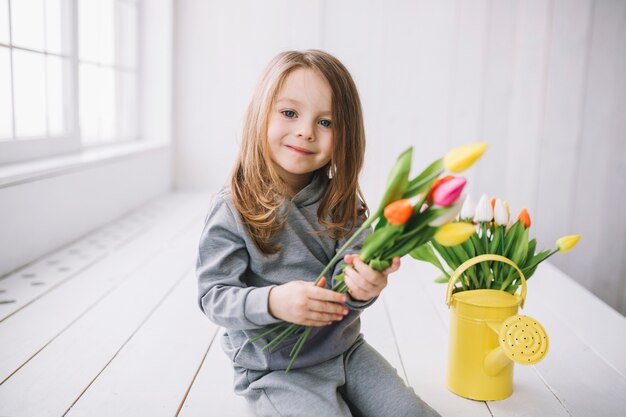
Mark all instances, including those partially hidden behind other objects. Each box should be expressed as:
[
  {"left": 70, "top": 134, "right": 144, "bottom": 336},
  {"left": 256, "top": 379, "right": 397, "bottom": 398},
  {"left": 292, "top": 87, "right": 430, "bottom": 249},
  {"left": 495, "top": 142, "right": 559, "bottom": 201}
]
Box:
[{"left": 196, "top": 172, "right": 375, "bottom": 371}]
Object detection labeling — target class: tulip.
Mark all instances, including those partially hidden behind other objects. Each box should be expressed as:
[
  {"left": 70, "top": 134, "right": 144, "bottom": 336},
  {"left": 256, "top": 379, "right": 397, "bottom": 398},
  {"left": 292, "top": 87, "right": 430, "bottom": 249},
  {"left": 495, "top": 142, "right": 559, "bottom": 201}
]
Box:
[
  {"left": 474, "top": 194, "right": 493, "bottom": 222},
  {"left": 490, "top": 197, "right": 496, "bottom": 212},
  {"left": 443, "top": 143, "right": 488, "bottom": 173},
  {"left": 460, "top": 195, "right": 476, "bottom": 220},
  {"left": 427, "top": 175, "right": 454, "bottom": 202},
  {"left": 430, "top": 177, "right": 467, "bottom": 207},
  {"left": 433, "top": 222, "right": 476, "bottom": 246},
  {"left": 518, "top": 208, "right": 531, "bottom": 228},
  {"left": 384, "top": 199, "right": 413, "bottom": 225},
  {"left": 556, "top": 235, "right": 581, "bottom": 252},
  {"left": 429, "top": 198, "right": 464, "bottom": 227},
  {"left": 493, "top": 198, "right": 509, "bottom": 226}
]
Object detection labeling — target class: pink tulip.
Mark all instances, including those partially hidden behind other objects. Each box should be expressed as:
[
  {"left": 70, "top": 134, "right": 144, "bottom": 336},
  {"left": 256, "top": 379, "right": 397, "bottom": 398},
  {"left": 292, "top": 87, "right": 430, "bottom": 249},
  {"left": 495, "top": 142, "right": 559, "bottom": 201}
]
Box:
[{"left": 431, "top": 177, "right": 467, "bottom": 207}]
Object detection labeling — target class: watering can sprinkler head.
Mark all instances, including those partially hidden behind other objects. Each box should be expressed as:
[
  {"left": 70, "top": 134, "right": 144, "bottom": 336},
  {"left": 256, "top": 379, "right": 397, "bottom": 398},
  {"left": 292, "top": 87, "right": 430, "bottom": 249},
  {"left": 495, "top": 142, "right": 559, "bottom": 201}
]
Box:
[{"left": 484, "top": 315, "right": 549, "bottom": 376}]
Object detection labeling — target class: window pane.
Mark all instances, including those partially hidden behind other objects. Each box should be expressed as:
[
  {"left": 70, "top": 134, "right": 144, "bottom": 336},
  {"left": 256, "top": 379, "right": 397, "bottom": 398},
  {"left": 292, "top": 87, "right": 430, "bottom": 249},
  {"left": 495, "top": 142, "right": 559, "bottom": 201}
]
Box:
[
  {"left": 78, "top": 0, "right": 114, "bottom": 64},
  {"left": 0, "top": 0, "right": 9, "bottom": 44},
  {"left": 100, "top": 66, "right": 116, "bottom": 139},
  {"left": 12, "top": 0, "right": 46, "bottom": 51},
  {"left": 13, "top": 49, "right": 46, "bottom": 137},
  {"left": 117, "top": 1, "right": 137, "bottom": 69},
  {"left": 45, "top": 0, "right": 67, "bottom": 55},
  {"left": 47, "top": 55, "right": 67, "bottom": 135},
  {"left": 78, "top": 0, "right": 97, "bottom": 62},
  {"left": 0, "top": 47, "right": 12, "bottom": 139},
  {"left": 79, "top": 62, "right": 99, "bottom": 139},
  {"left": 118, "top": 71, "right": 137, "bottom": 139},
  {"left": 98, "top": 0, "right": 114, "bottom": 65}
]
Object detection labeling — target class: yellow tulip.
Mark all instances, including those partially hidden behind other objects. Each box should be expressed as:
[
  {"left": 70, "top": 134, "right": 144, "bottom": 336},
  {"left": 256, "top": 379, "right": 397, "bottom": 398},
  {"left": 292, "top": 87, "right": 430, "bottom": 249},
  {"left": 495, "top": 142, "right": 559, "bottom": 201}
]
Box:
[
  {"left": 556, "top": 235, "right": 581, "bottom": 252},
  {"left": 443, "top": 143, "right": 488, "bottom": 173},
  {"left": 433, "top": 222, "right": 476, "bottom": 247}
]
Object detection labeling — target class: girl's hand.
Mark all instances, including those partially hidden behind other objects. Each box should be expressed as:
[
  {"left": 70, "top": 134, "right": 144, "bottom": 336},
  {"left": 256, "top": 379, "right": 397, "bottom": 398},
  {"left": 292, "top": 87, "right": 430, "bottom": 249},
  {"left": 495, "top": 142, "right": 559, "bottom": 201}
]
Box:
[
  {"left": 268, "top": 277, "right": 349, "bottom": 327},
  {"left": 343, "top": 255, "right": 401, "bottom": 302}
]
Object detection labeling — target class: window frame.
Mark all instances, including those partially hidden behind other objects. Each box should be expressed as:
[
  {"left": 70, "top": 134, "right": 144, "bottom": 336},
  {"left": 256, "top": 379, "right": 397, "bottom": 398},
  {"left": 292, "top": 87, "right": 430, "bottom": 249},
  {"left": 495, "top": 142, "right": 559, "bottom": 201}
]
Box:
[{"left": 0, "top": 0, "right": 140, "bottom": 166}]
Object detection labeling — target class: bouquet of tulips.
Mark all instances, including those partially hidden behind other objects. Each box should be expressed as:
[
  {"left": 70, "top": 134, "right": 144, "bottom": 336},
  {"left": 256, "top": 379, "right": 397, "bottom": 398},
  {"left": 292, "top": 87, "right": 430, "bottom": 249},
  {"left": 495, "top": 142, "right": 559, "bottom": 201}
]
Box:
[
  {"left": 410, "top": 194, "right": 581, "bottom": 295},
  {"left": 252, "top": 143, "right": 488, "bottom": 373}
]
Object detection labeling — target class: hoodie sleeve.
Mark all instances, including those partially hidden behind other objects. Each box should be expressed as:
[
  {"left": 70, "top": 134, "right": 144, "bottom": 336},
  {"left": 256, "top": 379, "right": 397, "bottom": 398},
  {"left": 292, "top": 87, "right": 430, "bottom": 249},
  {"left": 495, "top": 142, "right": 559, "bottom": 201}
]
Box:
[
  {"left": 330, "top": 214, "right": 378, "bottom": 310},
  {"left": 196, "top": 193, "right": 282, "bottom": 330}
]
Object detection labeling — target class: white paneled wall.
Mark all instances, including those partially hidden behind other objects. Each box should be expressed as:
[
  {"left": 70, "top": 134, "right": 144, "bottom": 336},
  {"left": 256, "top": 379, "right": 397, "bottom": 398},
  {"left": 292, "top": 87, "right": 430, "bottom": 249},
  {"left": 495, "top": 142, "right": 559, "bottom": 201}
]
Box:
[{"left": 173, "top": 0, "right": 626, "bottom": 314}]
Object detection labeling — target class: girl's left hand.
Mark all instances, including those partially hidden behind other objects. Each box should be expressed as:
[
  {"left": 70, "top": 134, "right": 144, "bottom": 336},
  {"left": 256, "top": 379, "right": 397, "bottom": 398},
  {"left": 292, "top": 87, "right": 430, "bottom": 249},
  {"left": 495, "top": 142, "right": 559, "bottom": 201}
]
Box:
[{"left": 342, "top": 255, "right": 401, "bottom": 302}]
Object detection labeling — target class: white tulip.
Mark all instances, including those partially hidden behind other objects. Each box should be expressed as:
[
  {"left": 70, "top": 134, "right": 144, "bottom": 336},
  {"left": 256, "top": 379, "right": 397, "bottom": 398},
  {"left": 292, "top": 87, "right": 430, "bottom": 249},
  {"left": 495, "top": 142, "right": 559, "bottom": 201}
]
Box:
[
  {"left": 474, "top": 194, "right": 493, "bottom": 223},
  {"left": 460, "top": 194, "right": 476, "bottom": 220},
  {"left": 493, "top": 198, "right": 509, "bottom": 226}
]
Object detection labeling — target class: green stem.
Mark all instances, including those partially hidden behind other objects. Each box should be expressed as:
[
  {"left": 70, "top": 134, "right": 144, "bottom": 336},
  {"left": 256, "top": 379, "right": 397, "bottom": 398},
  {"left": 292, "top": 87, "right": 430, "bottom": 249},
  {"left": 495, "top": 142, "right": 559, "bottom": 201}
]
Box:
[{"left": 313, "top": 209, "right": 380, "bottom": 285}]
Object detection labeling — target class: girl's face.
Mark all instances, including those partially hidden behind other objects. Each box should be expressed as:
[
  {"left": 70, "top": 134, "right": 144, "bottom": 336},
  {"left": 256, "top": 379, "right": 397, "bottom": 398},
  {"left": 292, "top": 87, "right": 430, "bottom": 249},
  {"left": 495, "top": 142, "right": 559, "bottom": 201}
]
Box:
[{"left": 267, "top": 67, "right": 334, "bottom": 194}]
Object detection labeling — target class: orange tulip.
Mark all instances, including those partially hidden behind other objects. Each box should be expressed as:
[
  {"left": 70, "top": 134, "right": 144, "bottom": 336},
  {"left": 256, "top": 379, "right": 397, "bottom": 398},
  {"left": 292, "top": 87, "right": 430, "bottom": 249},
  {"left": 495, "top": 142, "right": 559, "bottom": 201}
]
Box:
[
  {"left": 518, "top": 208, "right": 531, "bottom": 228},
  {"left": 384, "top": 199, "right": 413, "bottom": 225}
]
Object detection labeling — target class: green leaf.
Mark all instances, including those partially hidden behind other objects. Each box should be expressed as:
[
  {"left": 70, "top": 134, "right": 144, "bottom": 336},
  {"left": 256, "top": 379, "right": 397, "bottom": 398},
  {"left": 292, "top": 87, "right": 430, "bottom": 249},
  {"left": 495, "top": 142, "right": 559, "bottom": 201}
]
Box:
[
  {"left": 434, "top": 274, "right": 450, "bottom": 283},
  {"left": 360, "top": 225, "right": 403, "bottom": 262},
  {"left": 377, "top": 147, "right": 413, "bottom": 211},
  {"left": 511, "top": 228, "right": 529, "bottom": 267},
  {"left": 402, "top": 158, "right": 444, "bottom": 199},
  {"left": 410, "top": 242, "right": 447, "bottom": 273},
  {"left": 431, "top": 240, "right": 460, "bottom": 273}
]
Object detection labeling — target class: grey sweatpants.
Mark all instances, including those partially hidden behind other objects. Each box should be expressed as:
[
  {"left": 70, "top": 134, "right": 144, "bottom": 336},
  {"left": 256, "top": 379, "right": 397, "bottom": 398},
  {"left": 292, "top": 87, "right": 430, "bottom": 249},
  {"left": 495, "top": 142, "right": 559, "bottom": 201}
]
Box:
[{"left": 233, "top": 335, "right": 441, "bottom": 417}]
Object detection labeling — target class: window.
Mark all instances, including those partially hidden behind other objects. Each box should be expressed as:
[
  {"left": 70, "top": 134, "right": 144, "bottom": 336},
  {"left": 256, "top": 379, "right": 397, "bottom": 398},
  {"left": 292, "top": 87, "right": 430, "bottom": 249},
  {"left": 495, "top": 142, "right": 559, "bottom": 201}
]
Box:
[{"left": 0, "top": 0, "right": 139, "bottom": 165}]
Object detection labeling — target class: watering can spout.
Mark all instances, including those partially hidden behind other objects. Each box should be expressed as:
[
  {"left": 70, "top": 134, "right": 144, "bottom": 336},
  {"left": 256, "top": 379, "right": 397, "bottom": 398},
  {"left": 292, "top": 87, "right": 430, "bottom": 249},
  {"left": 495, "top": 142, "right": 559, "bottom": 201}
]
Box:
[{"left": 484, "top": 347, "right": 511, "bottom": 376}]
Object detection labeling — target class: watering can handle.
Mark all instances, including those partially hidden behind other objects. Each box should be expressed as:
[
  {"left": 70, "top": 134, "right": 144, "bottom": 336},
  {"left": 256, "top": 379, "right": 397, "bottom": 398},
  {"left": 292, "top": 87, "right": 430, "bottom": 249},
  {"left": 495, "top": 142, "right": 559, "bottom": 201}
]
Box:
[{"left": 445, "top": 254, "right": 527, "bottom": 308}]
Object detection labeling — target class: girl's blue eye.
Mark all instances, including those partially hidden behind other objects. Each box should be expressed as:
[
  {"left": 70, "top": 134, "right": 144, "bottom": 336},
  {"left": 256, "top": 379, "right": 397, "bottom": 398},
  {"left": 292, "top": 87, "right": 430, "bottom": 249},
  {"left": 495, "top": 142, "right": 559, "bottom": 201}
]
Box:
[
  {"left": 320, "top": 119, "right": 332, "bottom": 128},
  {"left": 282, "top": 110, "right": 296, "bottom": 118}
]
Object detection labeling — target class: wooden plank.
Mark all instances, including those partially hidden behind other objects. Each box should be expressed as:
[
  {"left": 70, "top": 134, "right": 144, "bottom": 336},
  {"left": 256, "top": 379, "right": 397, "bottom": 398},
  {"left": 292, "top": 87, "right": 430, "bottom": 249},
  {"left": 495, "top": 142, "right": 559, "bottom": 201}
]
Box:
[
  {"left": 407, "top": 260, "right": 572, "bottom": 416},
  {"left": 474, "top": 0, "right": 516, "bottom": 199},
  {"left": 0, "top": 193, "right": 200, "bottom": 321},
  {"left": 504, "top": 0, "right": 552, "bottom": 214},
  {"left": 65, "top": 272, "right": 215, "bottom": 417},
  {"left": 0, "top": 227, "right": 201, "bottom": 417},
  {"left": 532, "top": 0, "right": 593, "bottom": 253},
  {"left": 0, "top": 194, "right": 206, "bottom": 383},
  {"left": 384, "top": 260, "right": 493, "bottom": 416},
  {"left": 529, "top": 300, "right": 626, "bottom": 416},
  {"left": 528, "top": 262, "right": 626, "bottom": 377},
  {"left": 564, "top": 0, "right": 626, "bottom": 311},
  {"left": 1, "top": 192, "right": 207, "bottom": 316},
  {"left": 447, "top": 0, "right": 489, "bottom": 148},
  {"left": 178, "top": 328, "right": 254, "bottom": 417}
]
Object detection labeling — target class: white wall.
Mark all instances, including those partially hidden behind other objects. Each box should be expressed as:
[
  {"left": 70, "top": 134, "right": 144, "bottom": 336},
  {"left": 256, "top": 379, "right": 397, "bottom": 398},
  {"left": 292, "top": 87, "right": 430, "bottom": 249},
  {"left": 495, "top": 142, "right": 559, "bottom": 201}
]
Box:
[
  {"left": 0, "top": 0, "right": 174, "bottom": 277},
  {"left": 172, "top": 0, "right": 626, "bottom": 314}
]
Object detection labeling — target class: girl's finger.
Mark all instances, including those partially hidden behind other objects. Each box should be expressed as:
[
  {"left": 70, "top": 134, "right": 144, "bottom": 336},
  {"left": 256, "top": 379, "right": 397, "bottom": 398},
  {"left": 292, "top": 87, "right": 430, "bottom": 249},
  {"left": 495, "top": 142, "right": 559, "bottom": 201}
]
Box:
[
  {"left": 309, "top": 286, "right": 348, "bottom": 304},
  {"left": 383, "top": 257, "right": 401, "bottom": 274},
  {"left": 308, "top": 299, "right": 348, "bottom": 316},
  {"left": 344, "top": 272, "right": 368, "bottom": 296},
  {"left": 344, "top": 254, "right": 356, "bottom": 264}
]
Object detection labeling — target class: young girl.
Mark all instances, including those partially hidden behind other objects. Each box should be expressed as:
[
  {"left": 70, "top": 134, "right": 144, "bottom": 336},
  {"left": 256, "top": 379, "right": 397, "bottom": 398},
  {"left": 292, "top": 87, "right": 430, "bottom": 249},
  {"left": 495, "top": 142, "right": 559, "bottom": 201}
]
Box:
[{"left": 197, "top": 49, "right": 440, "bottom": 417}]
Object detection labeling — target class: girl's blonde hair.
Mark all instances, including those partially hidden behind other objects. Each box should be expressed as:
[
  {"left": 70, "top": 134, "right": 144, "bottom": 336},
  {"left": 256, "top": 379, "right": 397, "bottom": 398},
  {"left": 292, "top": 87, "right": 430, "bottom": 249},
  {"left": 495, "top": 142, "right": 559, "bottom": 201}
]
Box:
[{"left": 230, "top": 49, "right": 368, "bottom": 254}]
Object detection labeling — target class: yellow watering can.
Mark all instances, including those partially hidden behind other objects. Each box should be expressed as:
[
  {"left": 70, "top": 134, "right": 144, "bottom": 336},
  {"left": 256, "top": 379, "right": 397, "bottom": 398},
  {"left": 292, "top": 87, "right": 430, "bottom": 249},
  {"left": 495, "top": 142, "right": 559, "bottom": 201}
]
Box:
[{"left": 445, "top": 254, "right": 549, "bottom": 401}]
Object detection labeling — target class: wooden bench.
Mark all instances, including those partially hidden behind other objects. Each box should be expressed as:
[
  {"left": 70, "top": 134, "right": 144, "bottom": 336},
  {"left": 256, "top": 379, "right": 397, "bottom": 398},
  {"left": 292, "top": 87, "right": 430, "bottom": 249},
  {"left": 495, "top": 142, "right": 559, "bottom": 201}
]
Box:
[{"left": 0, "top": 191, "right": 624, "bottom": 416}]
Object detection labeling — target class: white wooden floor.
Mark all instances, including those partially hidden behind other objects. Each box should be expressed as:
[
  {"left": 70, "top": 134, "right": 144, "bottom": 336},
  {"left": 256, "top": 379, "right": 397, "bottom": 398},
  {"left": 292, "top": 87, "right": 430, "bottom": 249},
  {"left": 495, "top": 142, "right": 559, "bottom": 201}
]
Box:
[{"left": 1, "top": 191, "right": 625, "bottom": 417}]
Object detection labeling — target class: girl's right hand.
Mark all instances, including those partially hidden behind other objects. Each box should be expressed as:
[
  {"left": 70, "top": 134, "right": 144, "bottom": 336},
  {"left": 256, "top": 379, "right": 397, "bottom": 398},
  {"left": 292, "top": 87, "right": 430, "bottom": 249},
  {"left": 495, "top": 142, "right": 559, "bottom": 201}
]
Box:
[{"left": 268, "top": 277, "right": 349, "bottom": 326}]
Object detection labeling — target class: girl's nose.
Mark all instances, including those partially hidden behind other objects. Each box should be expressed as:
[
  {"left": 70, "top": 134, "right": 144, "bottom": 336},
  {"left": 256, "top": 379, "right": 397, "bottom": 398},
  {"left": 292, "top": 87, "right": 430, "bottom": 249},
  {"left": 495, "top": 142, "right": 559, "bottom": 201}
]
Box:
[{"left": 296, "top": 120, "right": 315, "bottom": 141}]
